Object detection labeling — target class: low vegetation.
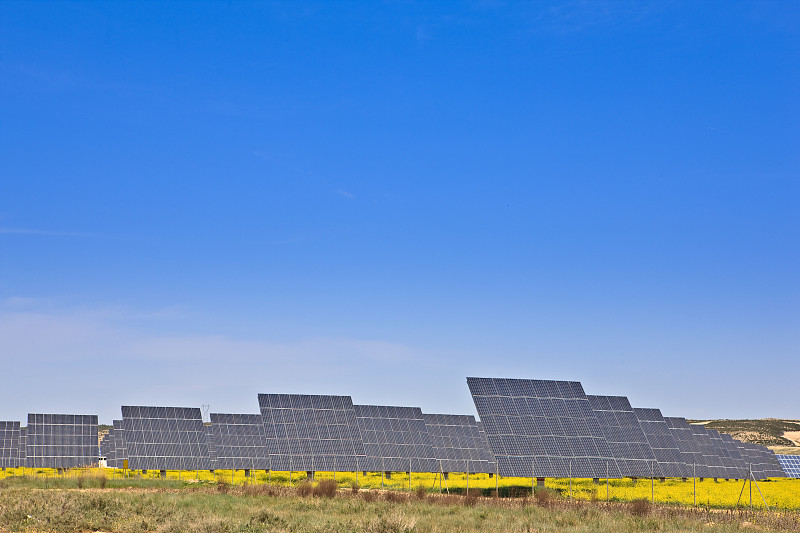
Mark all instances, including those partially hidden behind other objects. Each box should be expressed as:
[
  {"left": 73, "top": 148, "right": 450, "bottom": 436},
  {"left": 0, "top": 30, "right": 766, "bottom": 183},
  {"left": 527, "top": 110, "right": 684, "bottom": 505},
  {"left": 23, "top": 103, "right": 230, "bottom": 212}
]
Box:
[
  {"left": 2, "top": 481, "right": 800, "bottom": 532},
  {"left": 2, "top": 468, "right": 799, "bottom": 510}
]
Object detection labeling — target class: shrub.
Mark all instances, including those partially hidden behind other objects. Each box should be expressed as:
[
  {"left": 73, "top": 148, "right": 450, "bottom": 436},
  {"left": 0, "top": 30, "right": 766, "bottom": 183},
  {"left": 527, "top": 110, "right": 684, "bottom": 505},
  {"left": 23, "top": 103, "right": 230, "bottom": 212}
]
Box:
[
  {"left": 312, "top": 480, "right": 337, "bottom": 498},
  {"left": 463, "top": 491, "right": 479, "bottom": 507},
  {"left": 351, "top": 481, "right": 360, "bottom": 494},
  {"left": 629, "top": 499, "right": 652, "bottom": 517},
  {"left": 384, "top": 491, "right": 408, "bottom": 503},
  {"left": 415, "top": 485, "right": 427, "bottom": 500},
  {"left": 216, "top": 479, "right": 230, "bottom": 494},
  {"left": 296, "top": 481, "right": 313, "bottom": 497},
  {"left": 362, "top": 490, "right": 377, "bottom": 502},
  {"left": 534, "top": 487, "right": 559, "bottom": 507}
]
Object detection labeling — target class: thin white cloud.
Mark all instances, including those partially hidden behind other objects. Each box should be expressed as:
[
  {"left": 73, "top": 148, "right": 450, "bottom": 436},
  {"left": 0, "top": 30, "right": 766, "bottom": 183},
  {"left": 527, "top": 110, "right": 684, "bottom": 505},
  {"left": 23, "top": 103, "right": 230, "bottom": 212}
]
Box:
[{"left": 0, "top": 305, "right": 474, "bottom": 422}]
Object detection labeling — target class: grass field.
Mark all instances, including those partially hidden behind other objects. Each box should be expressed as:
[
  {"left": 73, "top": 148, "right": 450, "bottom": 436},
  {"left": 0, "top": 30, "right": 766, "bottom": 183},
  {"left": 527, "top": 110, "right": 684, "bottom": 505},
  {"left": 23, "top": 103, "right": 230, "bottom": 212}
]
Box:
[
  {"left": 1, "top": 467, "right": 798, "bottom": 510},
  {"left": 1, "top": 477, "right": 800, "bottom": 532}
]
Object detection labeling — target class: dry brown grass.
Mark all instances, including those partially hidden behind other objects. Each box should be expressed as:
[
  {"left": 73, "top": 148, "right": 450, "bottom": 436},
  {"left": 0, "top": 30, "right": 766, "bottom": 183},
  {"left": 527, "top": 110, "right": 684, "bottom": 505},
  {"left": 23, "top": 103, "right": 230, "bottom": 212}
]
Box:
[
  {"left": 296, "top": 481, "right": 313, "bottom": 497},
  {"left": 629, "top": 498, "right": 652, "bottom": 516},
  {"left": 312, "top": 479, "right": 338, "bottom": 498}
]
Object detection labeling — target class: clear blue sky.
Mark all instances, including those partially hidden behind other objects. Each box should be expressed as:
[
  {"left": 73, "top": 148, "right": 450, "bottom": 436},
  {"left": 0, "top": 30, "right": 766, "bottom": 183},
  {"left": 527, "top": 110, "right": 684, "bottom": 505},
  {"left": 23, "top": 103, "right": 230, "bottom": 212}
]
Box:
[{"left": 1, "top": 1, "right": 798, "bottom": 424}]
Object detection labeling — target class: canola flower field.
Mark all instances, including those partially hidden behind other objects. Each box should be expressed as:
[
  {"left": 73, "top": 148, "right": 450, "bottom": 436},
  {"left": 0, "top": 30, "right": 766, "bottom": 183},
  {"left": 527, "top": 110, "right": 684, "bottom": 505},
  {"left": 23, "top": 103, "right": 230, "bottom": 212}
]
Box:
[{"left": 2, "top": 467, "right": 798, "bottom": 510}]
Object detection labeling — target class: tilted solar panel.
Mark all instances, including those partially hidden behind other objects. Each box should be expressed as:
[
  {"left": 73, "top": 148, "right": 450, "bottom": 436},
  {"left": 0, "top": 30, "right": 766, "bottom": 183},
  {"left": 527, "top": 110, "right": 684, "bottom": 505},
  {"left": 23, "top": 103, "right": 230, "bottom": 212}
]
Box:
[
  {"left": 205, "top": 424, "right": 217, "bottom": 469},
  {"left": 776, "top": 454, "right": 800, "bottom": 478},
  {"left": 705, "top": 429, "right": 747, "bottom": 479},
  {"left": 111, "top": 420, "right": 127, "bottom": 469},
  {"left": 686, "top": 423, "right": 727, "bottom": 479},
  {"left": 18, "top": 428, "right": 26, "bottom": 465},
  {"left": 0, "top": 421, "right": 21, "bottom": 468},
  {"left": 468, "top": 377, "right": 622, "bottom": 478},
  {"left": 354, "top": 405, "right": 437, "bottom": 472},
  {"left": 26, "top": 414, "right": 99, "bottom": 468},
  {"left": 762, "top": 447, "right": 787, "bottom": 478},
  {"left": 100, "top": 429, "right": 115, "bottom": 466},
  {"left": 121, "top": 406, "right": 210, "bottom": 470},
  {"left": 632, "top": 408, "right": 690, "bottom": 478},
  {"left": 423, "top": 413, "right": 496, "bottom": 474},
  {"left": 737, "top": 442, "right": 785, "bottom": 479},
  {"left": 258, "top": 394, "right": 366, "bottom": 472},
  {"left": 587, "top": 396, "right": 660, "bottom": 478},
  {"left": 209, "top": 413, "right": 270, "bottom": 470},
  {"left": 663, "top": 417, "right": 709, "bottom": 478}
]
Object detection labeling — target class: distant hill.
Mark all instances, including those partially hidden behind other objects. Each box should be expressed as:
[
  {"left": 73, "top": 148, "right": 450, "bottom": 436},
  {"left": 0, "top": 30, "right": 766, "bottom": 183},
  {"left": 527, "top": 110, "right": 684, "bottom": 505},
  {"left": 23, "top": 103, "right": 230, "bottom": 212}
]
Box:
[{"left": 688, "top": 418, "right": 800, "bottom": 451}]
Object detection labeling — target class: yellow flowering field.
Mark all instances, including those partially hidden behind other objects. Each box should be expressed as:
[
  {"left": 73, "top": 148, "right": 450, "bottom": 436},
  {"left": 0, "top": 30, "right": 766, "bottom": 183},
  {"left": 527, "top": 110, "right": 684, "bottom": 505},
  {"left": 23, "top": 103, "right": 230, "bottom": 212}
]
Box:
[{"left": 2, "top": 467, "right": 798, "bottom": 509}]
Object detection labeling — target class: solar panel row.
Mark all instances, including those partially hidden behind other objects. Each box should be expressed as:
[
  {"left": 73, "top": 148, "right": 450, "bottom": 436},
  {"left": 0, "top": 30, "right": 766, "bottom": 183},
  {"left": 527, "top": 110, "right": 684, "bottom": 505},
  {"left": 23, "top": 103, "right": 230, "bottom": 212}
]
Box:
[
  {"left": 0, "top": 421, "right": 21, "bottom": 468},
  {"left": 121, "top": 406, "right": 209, "bottom": 470},
  {"left": 354, "top": 405, "right": 438, "bottom": 473},
  {"left": 588, "top": 395, "right": 659, "bottom": 478},
  {"left": 1, "top": 379, "right": 790, "bottom": 478},
  {"left": 468, "top": 377, "right": 622, "bottom": 478},
  {"left": 25, "top": 414, "right": 99, "bottom": 468},
  {"left": 468, "top": 377, "right": 786, "bottom": 480},
  {"left": 776, "top": 455, "right": 800, "bottom": 478},
  {"left": 424, "top": 414, "right": 496, "bottom": 474}
]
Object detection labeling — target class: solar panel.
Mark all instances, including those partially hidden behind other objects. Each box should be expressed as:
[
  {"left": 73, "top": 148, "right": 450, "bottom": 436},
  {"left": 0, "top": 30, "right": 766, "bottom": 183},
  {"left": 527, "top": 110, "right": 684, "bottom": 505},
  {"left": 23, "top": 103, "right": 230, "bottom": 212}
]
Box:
[
  {"left": 633, "top": 408, "right": 690, "bottom": 478},
  {"left": 663, "top": 417, "right": 709, "bottom": 478},
  {"left": 353, "top": 405, "right": 437, "bottom": 472},
  {"left": 258, "top": 394, "right": 366, "bottom": 472},
  {"left": 705, "top": 429, "right": 747, "bottom": 479},
  {"left": 423, "top": 413, "right": 496, "bottom": 474},
  {"left": 0, "top": 421, "right": 21, "bottom": 468},
  {"left": 776, "top": 454, "right": 800, "bottom": 478},
  {"left": 686, "top": 423, "right": 727, "bottom": 479},
  {"left": 26, "top": 414, "right": 99, "bottom": 468},
  {"left": 100, "top": 429, "right": 115, "bottom": 466},
  {"left": 205, "top": 424, "right": 217, "bottom": 469},
  {"left": 737, "top": 442, "right": 785, "bottom": 479},
  {"left": 209, "top": 413, "right": 270, "bottom": 470},
  {"left": 111, "top": 420, "right": 127, "bottom": 469},
  {"left": 121, "top": 406, "right": 210, "bottom": 470},
  {"left": 762, "top": 447, "right": 788, "bottom": 478},
  {"left": 468, "top": 377, "right": 622, "bottom": 478},
  {"left": 18, "top": 428, "right": 26, "bottom": 465},
  {"left": 587, "top": 396, "right": 660, "bottom": 478}
]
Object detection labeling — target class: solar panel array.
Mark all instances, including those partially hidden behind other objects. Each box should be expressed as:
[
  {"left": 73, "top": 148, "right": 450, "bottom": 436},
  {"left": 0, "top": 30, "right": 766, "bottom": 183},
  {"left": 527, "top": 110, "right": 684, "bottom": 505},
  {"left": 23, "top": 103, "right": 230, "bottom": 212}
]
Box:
[
  {"left": 18, "top": 428, "right": 26, "bottom": 466},
  {"left": 424, "top": 414, "right": 496, "bottom": 474},
  {"left": 663, "top": 417, "right": 707, "bottom": 476},
  {"left": 26, "top": 414, "right": 99, "bottom": 468},
  {"left": 2, "top": 378, "right": 791, "bottom": 478},
  {"left": 707, "top": 429, "right": 747, "bottom": 479},
  {"left": 588, "top": 396, "right": 659, "bottom": 478},
  {"left": 354, "top": 405, "right": 438, "bottom": 472},
  {"left": 209, "top": 413, "right": 270, "bottom": 470},
  {"left": 99, "top": 429, "right": 115, "bottom": 464},
  {"left": 205, "top": 424, "right": 217, "bottom": 469},
  {"left": 0, "top": 421, "right": 21, "bottom": 468},
  {"left": 687, "top": 424, "right": 728, "bottom": 478},
  {"left": 776, "top": 455, "right": 800, "bottom": 478},
  {"left": 468, "top": 377, "right": 621, "bottom": 478},
  {"left": 258, "top": 394, "right": 366, "bottom": 471},
  {"left": 737, "top": 442, "right": 785, "bottom": 479},
  {"left": 121, "top": 407, "right": 209, "bottom": 470},
  {"left": 633, "top": 408, "right": 690, "bottom": 478}
]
